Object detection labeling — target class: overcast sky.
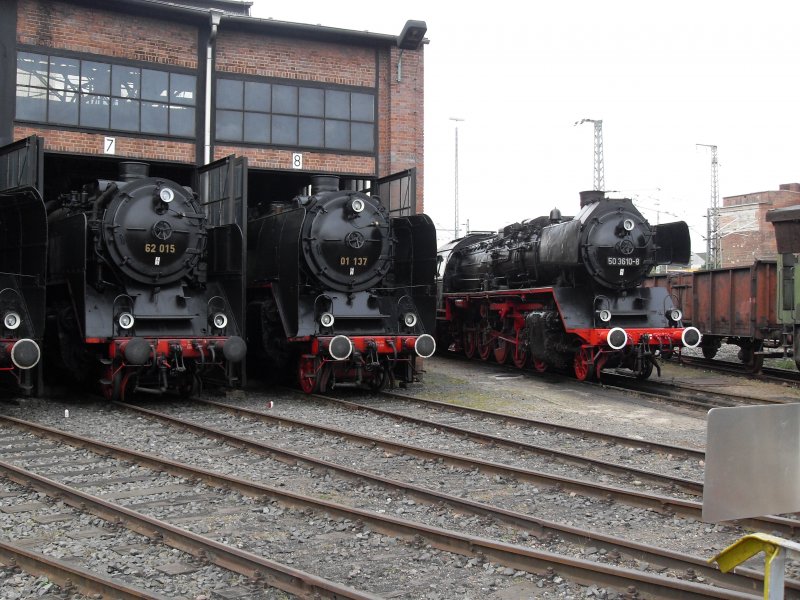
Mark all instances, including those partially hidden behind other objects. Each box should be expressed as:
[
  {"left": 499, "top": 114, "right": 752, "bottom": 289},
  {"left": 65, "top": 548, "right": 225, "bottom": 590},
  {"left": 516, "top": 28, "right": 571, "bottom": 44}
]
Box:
[{"left": 250, "top": 1, "right": 800, "bottom": 251}]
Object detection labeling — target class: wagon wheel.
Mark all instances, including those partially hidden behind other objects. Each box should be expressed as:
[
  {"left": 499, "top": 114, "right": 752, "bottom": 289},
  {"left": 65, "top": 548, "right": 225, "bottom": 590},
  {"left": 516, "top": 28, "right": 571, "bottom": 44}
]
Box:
[
  {"left": 463, "top": 329, "right": 477, "bottom": 359},
  {"left": 701, "top": 345, "right": 718, "bottom": 359},
  {"left": 512, "top": 345, "right": 529, "bottom": 369},
  {"left": 119, "top": 371, "right": 138, "bottom": 402},
  {"left": 532, "top": 358, "right": 548, "bottom": 373},
  {"left": 494, "top": 338, "right": 511, "bottom": 364},
  {"left": 739, "top": 344, "right": 764, "bottom": 373},
  {"left": 367, "top": 364, "right": 389, "bottom": 392},
  {"left": 478, "top": 321, "right": 494, "bottom": 361},
  {"left": 635, "top": 359, "right": 654, "bottom": 380},
  {"left": 573, "top": 347, "right": 595, "bottom": 381},
  {"left": 101, "top": 367, "right": 122, "bottom": 402},
  {"left": 298, "top": 355, "right": 320, "bottom": 394}
]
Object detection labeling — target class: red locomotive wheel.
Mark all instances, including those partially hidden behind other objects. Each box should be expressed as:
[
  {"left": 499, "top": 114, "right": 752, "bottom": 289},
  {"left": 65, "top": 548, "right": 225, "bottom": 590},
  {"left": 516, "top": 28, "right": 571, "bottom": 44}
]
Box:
[
  {"left": 532, "top": 358, "right": 548, "bottom": 373},
  {"left": 463, "top": 329, "right": 477, "bottom": 359},
  {"left": 298, "top": 356, "right": 320, "bottom": 393},
  {"left": 494, "top": 338, "right": 511, "bottom": 364},
  {"left": 478, "top": 320, "right": 494, "bottom": 361},
  {"left": 573, "top": 347, "right": 595, "bottom": 381},
  {"left": 512, "top": 345, "right": 529, "bottom": 369}
]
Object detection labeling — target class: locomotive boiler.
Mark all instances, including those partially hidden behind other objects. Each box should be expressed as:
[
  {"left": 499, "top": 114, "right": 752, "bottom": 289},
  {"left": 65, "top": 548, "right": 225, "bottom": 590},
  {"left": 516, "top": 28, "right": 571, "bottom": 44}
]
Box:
[
  {"left": 45, "top": 161, "right": 246, "bottom": 400},
  {"left": 437, "top": 191, "right": 702, "bottom": 380},
  {"left": 247, "top": 175, "right": 437, "bottom": 392}
]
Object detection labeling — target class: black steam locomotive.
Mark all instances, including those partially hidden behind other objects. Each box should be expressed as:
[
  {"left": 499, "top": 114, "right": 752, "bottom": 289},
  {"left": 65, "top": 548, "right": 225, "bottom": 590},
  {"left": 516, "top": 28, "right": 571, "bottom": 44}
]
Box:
[
  {"left": 45, "top": 161, "right": 246, "bottom": 400},
  {"left": 247, "top": 176, "right": 437, "bottom": 392},
  {"left": 0, "top": 176, "right": 47, "bottom": 394},
  {"left": 437, "top": 191, "right": 702, "bottom": 380}
]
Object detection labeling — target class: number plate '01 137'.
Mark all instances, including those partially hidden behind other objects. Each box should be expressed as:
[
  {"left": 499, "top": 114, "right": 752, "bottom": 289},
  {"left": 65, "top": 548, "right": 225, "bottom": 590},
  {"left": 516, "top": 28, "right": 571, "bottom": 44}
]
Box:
[{"left": 606, "top": 256, "right": 640, "bottom": 266}]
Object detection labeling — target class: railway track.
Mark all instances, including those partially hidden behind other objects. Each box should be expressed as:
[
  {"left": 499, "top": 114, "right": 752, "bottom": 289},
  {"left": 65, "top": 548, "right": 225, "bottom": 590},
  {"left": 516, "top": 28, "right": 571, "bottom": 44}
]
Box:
[{"left": 0, "top": 399, "right": 788, "bottom": 599}]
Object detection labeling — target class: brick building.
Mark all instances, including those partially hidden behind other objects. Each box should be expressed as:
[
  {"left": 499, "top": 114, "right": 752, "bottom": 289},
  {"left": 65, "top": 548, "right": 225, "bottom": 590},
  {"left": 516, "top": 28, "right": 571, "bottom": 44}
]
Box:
[
  {"left": 719, "top": 183, "right": 800, "bottom": 266},
  {"left": 1, "top": 0, "right": 426, "bottom": 214}
]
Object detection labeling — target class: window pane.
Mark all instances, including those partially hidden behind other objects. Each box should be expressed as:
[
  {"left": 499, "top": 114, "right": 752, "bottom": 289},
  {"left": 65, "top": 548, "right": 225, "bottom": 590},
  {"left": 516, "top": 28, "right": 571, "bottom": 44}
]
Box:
[
  {"left": 217, "top": 79, "right": 243, "bottom": 110},
  {"left": 299, "top": 117, "right": 323, "bottom": 147},
  {"left": 215, "top": 109, "right": 242, "bottom": 141},
  {"left": 171, "top": 73, "right": 196, "bottom": 105},
  {"left": 81, "top": 61, "right": 110, "bottom": 95},
  {"left": 325, "top": 119, "right": 349, "bottom": 149},
  {"left": 15, "top": 86, "right": 47, "bottom": 121},
  {"left": 49, "top": 57, "right": 79, "bottom": 92},
  {"left": 16, "top": 53, "right": 48, "bottom": 87},
  {"left": 272, "top": 115, "right": 297, "bottom": 145},
  {"left": 49, "top": 90, "right": 79, "bottom": 125},
  {"left": 141, "top": 69, "right": 168, "bottom": 101},
  {"left": 351, "top": 92, "right": 374, "bottom": 122},
  {"left": 272, "top": 85, "right": 297, "bottom": 114},
  {"left": 351, "top": 122, "right": 374, "bottom": 151},
  {"left": 141, "top": 102, "right": 168, "bottom": 133},
  {"left": 244, "top": 81, "right": 270, "bottom": 112},
  {"left": 111, "top": 98, "right": 139, "bottom": 131},
  {"left": 169, "top": 105, "right": 195, "bottom": 136},
  {"left": 80, "top": 94, "right": 110, "bottom": 129},
  {"left": 299, "top": 88, "right": 324, "bottom": 117},
  {"left": 325, "top": 90, "right": 349, "bottom": 119},
  {"left": 112, "top": 65, "right": 140, "bottom": 99},
  {"left": 243, "top": 112, "right": 269, "bottom": 143}
]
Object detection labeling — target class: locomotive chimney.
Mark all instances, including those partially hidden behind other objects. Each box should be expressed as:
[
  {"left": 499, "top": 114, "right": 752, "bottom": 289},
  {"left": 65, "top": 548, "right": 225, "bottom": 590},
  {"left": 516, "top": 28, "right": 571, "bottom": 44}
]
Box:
[
  {"left": 579, "top": 190, "right": 605, "bottom": 207},
  {"left": 311, "top": 175, "right": 340, "bottom": 194},
  {"left": 119, "top": 162, "right": 149, "bottom": 181}
]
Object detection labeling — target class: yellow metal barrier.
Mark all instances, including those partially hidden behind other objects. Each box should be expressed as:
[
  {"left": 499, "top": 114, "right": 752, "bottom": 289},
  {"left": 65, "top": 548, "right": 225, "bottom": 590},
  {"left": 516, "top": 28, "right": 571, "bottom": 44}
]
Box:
[{"left": 710, "top": 533, "right": 800, "bottom": 600}]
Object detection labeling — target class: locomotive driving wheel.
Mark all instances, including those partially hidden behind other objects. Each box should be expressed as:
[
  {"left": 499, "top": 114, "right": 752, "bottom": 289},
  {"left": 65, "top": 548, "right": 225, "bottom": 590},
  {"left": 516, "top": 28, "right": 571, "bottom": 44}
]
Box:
[
  {"left": 573, "top": 347, "right": 595, "bottom": 381},
  {"left": 463, "top": 328, "right": 477, "bottom": 359},
  {"left": 512, "top": 345, "right": 529, "bottom": 369},
  {"left": 532, "top": 358, "right": 548, "bottom": 373},
  {"left": 298, "top": 355, "right": 321, "bottom": 393},
  {"left": 494, "top": 338, "right": 511, "bottom": 364},
  {"left": 478, "top": 320, "right": 494, "bottom": 361}
]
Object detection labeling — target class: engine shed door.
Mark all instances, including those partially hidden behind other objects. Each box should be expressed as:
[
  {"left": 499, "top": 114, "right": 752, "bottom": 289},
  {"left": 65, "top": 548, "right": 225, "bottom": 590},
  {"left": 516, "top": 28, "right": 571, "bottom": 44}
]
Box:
[
  {"left": 361, "top": 168, "right": 417, "bottom": 216},
  {"left": 0, "top": 135, "right": 44, "bottom": 192},
  {"left": 193, "top": 156, "right": 248, "bottom": 372}
]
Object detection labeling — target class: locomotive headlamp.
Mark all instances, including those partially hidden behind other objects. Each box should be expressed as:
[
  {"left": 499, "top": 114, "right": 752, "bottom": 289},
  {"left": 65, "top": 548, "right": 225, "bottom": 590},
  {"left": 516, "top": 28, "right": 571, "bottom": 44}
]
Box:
[
  {"left": 3, "top": 312, "right": 21, "bottom": 330},
  {"left": 159, "top": 187, "right": 175, "bottom": 203},
  {"left": 351, "top": 198, "right": 365, "bottom": 213},
  {"left": 211, "top": 312, "right": 228, "bottom": 329},
  {"left": 118, "top": 312, "right": 135, "bottom": 330},
  {"left": 623, "top": 219, "right": 635, "bottom": 231},
  {"left": 403, "top": 312, "right": 418, "bottom": 328},
  {"left": 598, "top": 309, "right": 612, "bottom": 323},
  {"left": 320, "top": 312, "right": 335, "bottom": 328},
  {"left": 669, "top": 309, "right": 683, "bottom": 322}
]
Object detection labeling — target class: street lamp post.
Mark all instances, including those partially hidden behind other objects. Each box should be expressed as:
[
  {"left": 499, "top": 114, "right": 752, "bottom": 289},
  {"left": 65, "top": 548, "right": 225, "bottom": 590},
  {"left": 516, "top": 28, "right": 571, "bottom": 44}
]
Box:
[{"left": 450, "top": 117, "right": 464, "bottom": 239}]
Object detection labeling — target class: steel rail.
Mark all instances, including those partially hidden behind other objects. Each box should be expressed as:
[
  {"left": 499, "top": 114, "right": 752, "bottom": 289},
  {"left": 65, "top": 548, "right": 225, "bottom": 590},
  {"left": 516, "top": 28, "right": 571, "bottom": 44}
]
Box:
[
  {"left": 376, "top": 389, "right": 705, "bottom": 460},
  {"left": 0, "top": 426, "right": 757, "bottom": 600},
  {"left": 0, "top": 539, "right": 170, "bottom": 600}
]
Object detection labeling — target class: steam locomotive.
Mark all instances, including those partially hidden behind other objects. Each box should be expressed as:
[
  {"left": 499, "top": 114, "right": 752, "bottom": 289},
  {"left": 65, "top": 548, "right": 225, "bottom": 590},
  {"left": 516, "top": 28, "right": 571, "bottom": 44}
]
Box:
[
  {"left": 247, "top": 176, "right": 437, "bottom": 392},
  {"left": 0, "top": 181, "right": 46, "bottom": 394},
  {"left": 45, "top": 161, "right": 246, "bottom": 400},
  {"left": 436, "top": 191, "right": 702, "bottom": 380}
]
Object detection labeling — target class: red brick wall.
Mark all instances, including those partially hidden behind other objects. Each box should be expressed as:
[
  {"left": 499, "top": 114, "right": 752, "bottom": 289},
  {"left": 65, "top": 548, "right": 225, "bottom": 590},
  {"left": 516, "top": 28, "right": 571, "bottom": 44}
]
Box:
[
  {"left": 14, "top": 125, "right": 196, "bottom": 163},
  {"left": 720, "top": 189, "right": 800, "bottom": 266},
  {"left": 216, "top": 31, "right": 373, "bottom": 86},
  {"left": 17, "top": 0, "right": 198, "bottom": 68}
]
